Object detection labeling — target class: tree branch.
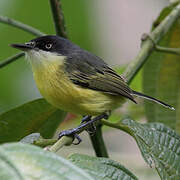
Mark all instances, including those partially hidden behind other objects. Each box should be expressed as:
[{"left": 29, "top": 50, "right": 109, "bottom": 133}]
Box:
[
  {"left": 0, "top": 15, "right": 45, "bottom": 36},
  {"left": 0, "top": 52, "right": 24, "bottom": 69},
  {"left": 49, "top": 0, "right": 68, "bottom": 38},
  {"left": 123, "top": 2, "right": 180, "bottom": 84},
  {"left": 0, "top": 16, "right": 45, "bottom": 68}
]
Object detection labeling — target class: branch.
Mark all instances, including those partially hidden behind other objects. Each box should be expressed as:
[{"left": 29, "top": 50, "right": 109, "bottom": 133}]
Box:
[
  {"left": 34, "top": 118, "right": 132, "bottom": 152},
  {"left": 34, "top": 139, "right": 57, "bottom": 148},
  {"left": 0, "top": 16, "right": 45, "bottom": 36},
  {"left": 48, "top": 136, "right": 72, "bottom": 152},
  {"left": 49, "top": 0, "right": 68, "bottom": 38},
  {"left": 89, "top": 125, "right": 108, "bottom": 157},
  {"left": 0, "top": 16, "right": 45, "bottom": 69},
  {"left": 101, "top": 120, "right": 132, "bottom": 135},
  {"left": 155, "top": 45, "right": 180, "bottom": 55},
  {"left": 123, "top": 2, "right": 180, "bottom": 84},
  {"left": 0, "top": 52, "right": 24, "bottom": 69}
]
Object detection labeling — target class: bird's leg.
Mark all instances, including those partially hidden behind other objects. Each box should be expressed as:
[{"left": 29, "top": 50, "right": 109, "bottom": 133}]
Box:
[
  {"left": 81, "top": 115, "right": 96, "bottom": 135},
  {"left": 58, "top": 113, "right": 109, "bottom": 145},
  {"left": 81, "top": 115, "right": 91, "bottom": 124},
  {"left": 88, "top": 111, "right": 111, "bottom": 136}
]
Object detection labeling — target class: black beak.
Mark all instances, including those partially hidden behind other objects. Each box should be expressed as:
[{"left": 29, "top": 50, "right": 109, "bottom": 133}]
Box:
[{"left": 10, "top": 43, "right": 33, "bottom": 51}]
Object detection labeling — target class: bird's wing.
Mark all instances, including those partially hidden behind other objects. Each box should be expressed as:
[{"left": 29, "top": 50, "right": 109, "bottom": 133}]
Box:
[{"left": 65, "top": 52, "right": 136, "bottom": 103}]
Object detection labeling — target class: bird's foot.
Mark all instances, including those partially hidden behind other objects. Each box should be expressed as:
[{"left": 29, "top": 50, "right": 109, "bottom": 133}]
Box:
[
  {"left": 81, "top": 115, "right": 96, "bottom": 135},
  {"left": 58, "top": 112, "right": 110, "bottom": 144},
  {"left": 58, "top": 128, "right": 82, "bottom": 145},
  {"left": 81, "top": 115, "right": 91, "bottom": 124}
]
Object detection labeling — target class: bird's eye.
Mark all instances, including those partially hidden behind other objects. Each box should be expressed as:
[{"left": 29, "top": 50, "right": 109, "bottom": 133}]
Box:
[
  {"left": 45, "top": 43, "right": 52, "bottom": 49},
  {"left": 25, "top": 41, "right": 35, "bottom": 46}
]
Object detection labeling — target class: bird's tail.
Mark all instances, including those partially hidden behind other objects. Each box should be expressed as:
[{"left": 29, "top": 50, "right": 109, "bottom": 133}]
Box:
[{"left": 131, "top": 90, "right": 175, "bottom": 111}]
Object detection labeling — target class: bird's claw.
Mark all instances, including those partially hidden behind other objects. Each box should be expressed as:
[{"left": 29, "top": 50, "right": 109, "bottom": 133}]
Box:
[
  {"left": 81, "top": 115, "right": 91, "bottom": 124},
  {"left": 86, "top": 123, "right": 96, "bottom": 136},
  {"left": 58, "top": 129, "right": 82, "bottom": 145},
  {"left": 73, "top": 134, "right": 82, "bottom": 145},
  {"left": 81, "top": 116, "right": 97, "bottom": 135}
]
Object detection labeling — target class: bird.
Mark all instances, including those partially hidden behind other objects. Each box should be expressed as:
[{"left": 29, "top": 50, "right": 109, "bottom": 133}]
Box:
[{"left": 11, "top": 35, "right": 175, "bottom": 144}]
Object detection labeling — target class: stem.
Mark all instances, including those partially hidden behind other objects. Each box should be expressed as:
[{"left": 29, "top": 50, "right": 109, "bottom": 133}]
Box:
[
  {"left": 34, "top": 139, "right": 57, "bottom": 148},
  {"left": 155, "top": 45, "right": 180, "bottom": 55},
  {"left": 31, "top": 118, "right": 133, "bottom": 151},
  {"left": 123, "top": 2, "right": 180, "bottom": 84},
  {"left": 89, "top": 125, "right": 108, "bottom": 157},
  {"left": 0, "top": 16, "right": 45, "bottom": 36},
  {"left": 49, "top": 136, "right": 73, "bottom": 152},
  {"left": 101, "top": 120, "right": 132, "bottom": 136},
  {"left": 0, "top": 52, "right": 24, "bottom": 69},
  {"left": 49, "top": 0, "right": 68, "bottom": 38}
]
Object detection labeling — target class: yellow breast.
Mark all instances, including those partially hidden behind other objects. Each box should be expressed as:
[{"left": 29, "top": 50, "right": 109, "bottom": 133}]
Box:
[{"left": 31, "top": 57, "right": 124, "bottom": 115}]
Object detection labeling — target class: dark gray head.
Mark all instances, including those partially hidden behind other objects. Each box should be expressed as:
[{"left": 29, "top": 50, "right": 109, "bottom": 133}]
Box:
[
  {"left": 11, "top": 35, "right": 108, "bottom": 70},
  {"left": 11, "top": 35, "right": 80, "bottom": 56}
]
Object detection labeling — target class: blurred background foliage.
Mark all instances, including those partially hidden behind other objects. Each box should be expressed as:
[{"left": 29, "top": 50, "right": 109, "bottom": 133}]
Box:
[{"left": 0, "top": 0, "right": 176, "bottom": 179}]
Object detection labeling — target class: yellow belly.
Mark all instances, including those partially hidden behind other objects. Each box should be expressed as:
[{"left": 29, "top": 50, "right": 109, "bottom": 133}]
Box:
[{"left": 32, "top": 61, "right": 124, "bottom": 115}]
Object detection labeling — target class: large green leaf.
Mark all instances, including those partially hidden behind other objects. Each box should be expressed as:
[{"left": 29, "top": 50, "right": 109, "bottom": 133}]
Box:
[
  {"left": 122, "top": 119, "right": 180, "bottom": 179},
  {"left": 69, "top": 153, "right": 138, "bottom": 180},
  {"left": 143, "top": 3, "right": 180, "bottom": 131},
  {"left": 0, "top": 99, "right": 66, "bottom": 143},
  {"left": 0, "top": 143, "right": 94, "bottom": 180}
]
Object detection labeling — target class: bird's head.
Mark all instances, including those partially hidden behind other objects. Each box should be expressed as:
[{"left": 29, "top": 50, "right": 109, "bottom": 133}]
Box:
[{"left": 11, "top": 35, "right": 76, "bottom": 68}]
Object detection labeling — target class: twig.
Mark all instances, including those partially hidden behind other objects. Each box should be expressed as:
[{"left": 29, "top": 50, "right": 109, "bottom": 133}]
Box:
[
  {"left": 49, "top": 136, "right": 72, "bottom": 152},
  {"left": 141, "top": 33, "right": 180, "bottom": 56},
  {"left": 0, "top": 16, "right": 45, "bottom": 69},
  {"left": 0, "top": 16, "right": 45, "bottom": 36},
  {"left": 0, "top": 52, "right": 24, "bottom": 69},
  {"left": 49, "top": 0, "right": 68, "bottom": 38},
  {"left": 101, "top": 120, "right": 132, "bottom": 135},
  {"left": 123, "top": 2, "right": 180, "bottom": 84},
  {"left": 155, "top": 45, "right": 180, "bottom": 55},
  {"left": 34, "top": 138, "right": 57, "bottom": 148}
]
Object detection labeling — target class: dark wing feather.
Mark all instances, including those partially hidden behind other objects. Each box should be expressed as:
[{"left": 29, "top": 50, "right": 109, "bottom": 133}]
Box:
[{"left": 65, "top": 51, "right": 136, "bottom": 103}]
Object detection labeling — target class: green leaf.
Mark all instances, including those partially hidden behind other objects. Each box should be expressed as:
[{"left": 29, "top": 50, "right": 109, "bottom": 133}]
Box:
[
  {"left": 20, "top": 133, "right": 41, "bottom": 144},
  {"left": 122, "top": 119, "right": 180, "bottom": 180},
  {"left": 143, "top": 3, "right": 180, "bottom": 131},
  {"left": 0, "top": 143, "right": 94, "bottom": 180},
  {"left": 69, "top": 153, "right": 138, "bottom": 180},
  {"left": 0, "top": 99, "right": 66, "bottom": 143}
]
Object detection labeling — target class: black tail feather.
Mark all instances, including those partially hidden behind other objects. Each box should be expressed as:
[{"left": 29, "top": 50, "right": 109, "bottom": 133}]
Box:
[{"left": 131, "top": 90, "right": 175, "bottom": 111}]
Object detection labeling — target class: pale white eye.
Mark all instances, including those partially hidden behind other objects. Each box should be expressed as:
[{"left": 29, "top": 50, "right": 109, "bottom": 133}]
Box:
[{"left": 45, "top": 43, "right": 52, "bottom": 49}]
